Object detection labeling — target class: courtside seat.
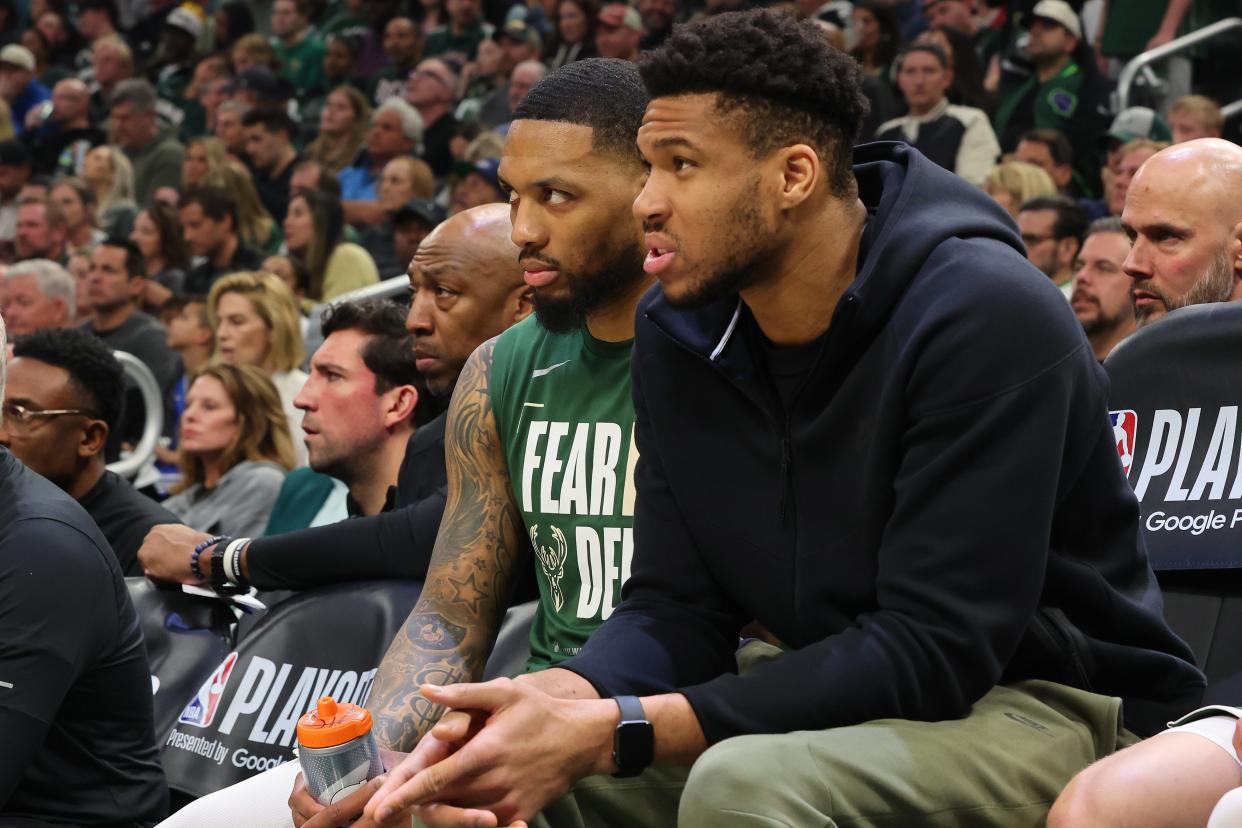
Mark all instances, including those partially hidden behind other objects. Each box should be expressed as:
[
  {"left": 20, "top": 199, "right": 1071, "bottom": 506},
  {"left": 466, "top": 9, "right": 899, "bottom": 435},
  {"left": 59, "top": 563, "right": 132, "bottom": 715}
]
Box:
[{"left": 1105, "top": 302, "right": 1242, "bottom": 702}]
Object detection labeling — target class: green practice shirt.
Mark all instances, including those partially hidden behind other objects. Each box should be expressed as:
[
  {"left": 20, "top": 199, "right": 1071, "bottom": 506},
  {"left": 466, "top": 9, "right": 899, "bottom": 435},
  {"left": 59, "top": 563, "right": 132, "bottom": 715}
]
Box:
[
  {"left": 490, "top": 317, "right": 637, "bottom": 670},
  {"left": 273, "top": 32, "right": 327, "bottom": 97}
]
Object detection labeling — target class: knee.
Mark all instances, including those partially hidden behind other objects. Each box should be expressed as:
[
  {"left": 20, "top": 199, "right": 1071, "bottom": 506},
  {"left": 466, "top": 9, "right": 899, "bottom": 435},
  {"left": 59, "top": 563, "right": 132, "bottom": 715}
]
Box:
[
  {"left": 679, "top": 736, "right": 774, "bottom": 824},
  {"left": 1047, "top": 758, "right": 1139, "bottom": 828}
]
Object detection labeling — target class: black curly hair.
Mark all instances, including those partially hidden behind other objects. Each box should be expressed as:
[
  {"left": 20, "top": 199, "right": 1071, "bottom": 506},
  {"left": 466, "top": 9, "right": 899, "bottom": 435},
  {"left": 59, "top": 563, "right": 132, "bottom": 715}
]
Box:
[
  {"left": 11, "top": 327, "right": 124, "bottom": 431},
  {"left": 512, "top": 58, "right": 649, "bottom": 165},
  {"left": 639, "top": 8, "right": 870, "bottom": 197}
]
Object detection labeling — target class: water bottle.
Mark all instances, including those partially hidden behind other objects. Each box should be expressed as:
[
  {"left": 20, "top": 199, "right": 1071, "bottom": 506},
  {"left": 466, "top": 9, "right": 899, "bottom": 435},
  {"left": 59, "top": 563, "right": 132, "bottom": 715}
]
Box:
[{"left": 296, "top": 696, "right": 384, "bottom": 805}]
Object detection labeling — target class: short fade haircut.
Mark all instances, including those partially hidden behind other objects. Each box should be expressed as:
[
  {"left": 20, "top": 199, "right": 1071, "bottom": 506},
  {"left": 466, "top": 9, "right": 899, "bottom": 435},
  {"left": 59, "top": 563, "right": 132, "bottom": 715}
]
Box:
[
  {"left": 181, "top": 185, "right": 239, "bottom": 232},
  {"left": 100, "top": 236, "right": 146, "bottom": 279},
  {"left": 639, "top": 9, "right": 869, "bottom": 197},
  {"left": 110, "top": 78, "right": 159, "bottom": 114},
  {"left": 4, "top": 259, "right": 75, "bottom": 318},
  {"left": 1020, "top": 128, "right": 1074, "bottom": 167},
  {"left": 512, "top": 58, "right": 649, "bottom": 165},
  {"left": 1019, "top": 194, "right": 1089, "bottom": 244},
  {"left": 242, "top": 106, "right": 297, "bottom": 138},
  {"left": 320, "top": 298, "right": 437, "bottom": 426},
  {"left": 12, "top": 327, "right": 125, "bottom": 431}
]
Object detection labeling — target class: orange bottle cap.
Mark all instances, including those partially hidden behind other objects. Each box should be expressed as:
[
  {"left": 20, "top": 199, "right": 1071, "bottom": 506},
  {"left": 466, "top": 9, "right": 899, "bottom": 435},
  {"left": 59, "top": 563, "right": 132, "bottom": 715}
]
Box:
[{"left": 296, "top": 696, "right": 374, "bottom": 749}]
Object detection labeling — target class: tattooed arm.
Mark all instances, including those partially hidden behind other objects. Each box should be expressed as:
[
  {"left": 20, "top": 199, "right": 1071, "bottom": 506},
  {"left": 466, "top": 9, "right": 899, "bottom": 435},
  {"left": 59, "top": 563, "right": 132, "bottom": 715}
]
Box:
[{"left": 367, "top": 338, "right": 527, "bottom": 752}]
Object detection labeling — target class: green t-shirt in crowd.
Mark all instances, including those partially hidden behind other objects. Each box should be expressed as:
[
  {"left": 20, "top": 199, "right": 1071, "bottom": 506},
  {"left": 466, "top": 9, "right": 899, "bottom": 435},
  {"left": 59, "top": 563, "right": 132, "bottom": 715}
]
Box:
[
  {"left": 490, "top": 316, "right": 638, "bottom": 670},
  {"left": 423, "top": 21, "right": 492, "bottom": 60},
  {"left": 273, "top": 31, "right": 327, "bottom": 97}
]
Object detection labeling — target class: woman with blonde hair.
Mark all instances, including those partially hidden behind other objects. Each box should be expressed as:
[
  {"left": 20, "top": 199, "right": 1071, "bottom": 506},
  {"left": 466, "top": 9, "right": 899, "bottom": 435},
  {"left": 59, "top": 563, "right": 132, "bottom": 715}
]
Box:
[
  {"left": 982, "top": 161, "right": 1057, "bottom": 218},
  {"left": 303, "top": 85, "right": 371, "bottom": 174},
  {"left": 207, "top": 270, "right": 308, "bottom": 464},
  {"left": 200, "top": 162, "right": 282, "bottom": 254},
  {"left": 163, "top": 363, "right": 294, "bottom": 537},
  {"left": 183, "top": 135, "right": 230, "bottom": 191},
  {"left": 82, "top": 144, "right": 138, "bottom": 237}
]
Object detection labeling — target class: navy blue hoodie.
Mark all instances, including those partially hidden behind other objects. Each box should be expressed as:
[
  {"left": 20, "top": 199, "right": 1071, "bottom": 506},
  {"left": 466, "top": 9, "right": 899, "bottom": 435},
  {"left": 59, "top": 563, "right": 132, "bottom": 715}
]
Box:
[{"left": 561, "top": 143, "right": 1204, "bottom": 741}]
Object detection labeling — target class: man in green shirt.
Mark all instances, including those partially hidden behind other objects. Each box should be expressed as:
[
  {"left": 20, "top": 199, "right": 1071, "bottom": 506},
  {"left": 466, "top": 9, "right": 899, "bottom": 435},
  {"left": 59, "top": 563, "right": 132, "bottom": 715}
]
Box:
[
  {"left": 270, "top": 0, "right": 327, "bottom": 99},
  {"left": 423, "top": 0, "right": 493, "bottom": 60}
]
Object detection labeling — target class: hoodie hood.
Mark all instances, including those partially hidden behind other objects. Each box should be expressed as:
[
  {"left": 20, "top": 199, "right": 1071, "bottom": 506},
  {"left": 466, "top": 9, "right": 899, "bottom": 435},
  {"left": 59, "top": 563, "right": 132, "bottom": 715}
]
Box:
[{"left": 643, "top": 141, "right": 1026, "bottom": 360}]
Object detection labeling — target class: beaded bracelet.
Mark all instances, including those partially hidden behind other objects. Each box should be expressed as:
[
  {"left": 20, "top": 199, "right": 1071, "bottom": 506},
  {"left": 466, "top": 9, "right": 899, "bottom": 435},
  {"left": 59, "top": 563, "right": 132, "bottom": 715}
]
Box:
[{"left": 191, "top": 535, "right": 230, "bottom": 582}]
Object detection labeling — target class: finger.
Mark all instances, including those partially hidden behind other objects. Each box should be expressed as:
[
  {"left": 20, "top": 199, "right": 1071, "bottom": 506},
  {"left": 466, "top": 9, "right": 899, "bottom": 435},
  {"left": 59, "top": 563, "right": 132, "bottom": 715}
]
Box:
[
  {"left": 430, "top": 709, "right": 477, "bottom": 742},
  {"left": 371, "top": 748, "right": 483, "bottom": 821},
  {"left": 412, "top": 801, "right": 500, "bottom": 828},
  {"left": 421, "top": 679, "right": 518, "bottom": 711},
  {"left": 288, "top": 772, "right": 324, "bottom": 825},
  {"left": 303, "top": 776, "right": 386, "bottom": 827}
]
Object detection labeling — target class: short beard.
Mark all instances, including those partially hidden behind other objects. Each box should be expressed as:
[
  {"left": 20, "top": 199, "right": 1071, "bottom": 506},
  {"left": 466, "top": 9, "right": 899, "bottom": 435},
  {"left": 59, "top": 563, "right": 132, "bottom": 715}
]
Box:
[
  {"left": 1135, "top": 247, "right": 1235, "bottom": 327},
  {"left": 531, "top": 233, "right": 647, "bottom": 335}
]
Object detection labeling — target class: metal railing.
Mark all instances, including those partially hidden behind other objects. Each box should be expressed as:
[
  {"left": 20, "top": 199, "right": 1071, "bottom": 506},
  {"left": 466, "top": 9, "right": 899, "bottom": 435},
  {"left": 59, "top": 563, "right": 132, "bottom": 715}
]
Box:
[
  {"left": 107, "top": 350, "right": 164, "bottom": 479},
  {"left": 1118, "top": 17, "right": 1242, "bottom": 111},
  {"left": 326, "top": 275, "right": 410, "bottom": 305}
]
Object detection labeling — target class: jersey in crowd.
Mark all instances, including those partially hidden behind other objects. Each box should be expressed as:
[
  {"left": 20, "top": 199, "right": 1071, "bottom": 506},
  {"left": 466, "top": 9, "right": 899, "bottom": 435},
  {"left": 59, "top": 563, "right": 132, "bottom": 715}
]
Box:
[
  {"left": 490, "top": 317, "right": 637, "bottom": 669},
  {"left": 0, "top": 447, "right": 167, "bottom": 825}
]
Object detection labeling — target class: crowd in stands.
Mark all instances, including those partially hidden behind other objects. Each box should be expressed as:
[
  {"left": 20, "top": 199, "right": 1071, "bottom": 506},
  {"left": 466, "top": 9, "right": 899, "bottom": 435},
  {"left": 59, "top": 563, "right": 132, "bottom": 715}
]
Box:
[{"left": 1, "top": 0, "right": 1242, "bottom": 825}]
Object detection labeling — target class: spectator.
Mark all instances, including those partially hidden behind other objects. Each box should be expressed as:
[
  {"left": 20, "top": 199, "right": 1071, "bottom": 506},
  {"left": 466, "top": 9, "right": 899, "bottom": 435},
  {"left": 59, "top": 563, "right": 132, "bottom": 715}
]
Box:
[
  {"left": 86, "top": 34, "right": 132, "bottom": 124},
  {"left": 230, "top": 32, "right": 281, "bottom": 77},
  {"left": 850, "top": 0, "right": 900, "bottom": 79},
  {"left": 224, "top": 65, "right": 291, "bottom": 116},
  {"left": 1168, "top": 94, "right": 1224, "bottom": 144},
  {"left": 1123, "top": 139, "right": 1242, "bottom": 327},
  {"left": 18, "top": 26, "right": 60, "bottom": 93},
  {"left": 546, "top": 0, "right": 598, "bottom": 69},
  {"left": 497, "top": 19, "right": 543, "bottom": 70},
  {"left": 17, "top": 174, "right": 50, "bottom": 203},
  {"left": 267, "top": 298, "right": 432, "bottom": 533},
  {"left": 922, "top": 0, "right": 1003, "bottom": 71},
  {"left": 188, "top": 58, "right": 232, "bottom": 140},
  {"left": 449, "top": 156, "right": 505, "bottom": 213},
  {"left": 595, "top": 2, "right": 642, "bottom": 61},
  {"left": 992, "top": 0, "right": 1109, "bottom": 198},
  {"left": 1015, "top": 128, "right": 1076, "bottom": 195},
  {"left": 242, "top": 107, "right": 301, "bottom": 223},
  {"left": 405, "top": 57, "right": 459, "bottom": 178},
  {"left": 0, "top": 137, "right": 29, "bottom": 258},
  {"left": 285, "top": 186, "right": 380, "bottom": 307},
  {"left": 181, "top": 134, "right": 229, "bottom": 190},
  {"left": 179, "top": 185, "right": 264, "bottom": 295},
  {"left": 340, "top": 97, "right": 422, "bottom": 223},
  {"left": 0, "top": 44, "right": 48, "bottom": 136},
  {"left": 369, "top": 16, "right": 422, "bottom": 107},
  {"left": 129, "top": 200, "right": 189, "bottom": 305},
  {"left": 162, "top": 362, "right": 294, "bottom": 537},
  {"left": 288, "top": 158, "right": 342, "bottom": 196},
  {"left": 359, "top": 156, "right": 436, "bottom": 275},
  {"left": 270, "top": 0, "right": 327, "bottom": 98},
  {"left": 1017, "top": 194, "right": 1088, "bottom": 297},
  {"left": 213, "top": 99, "right": 250, "bottom": 158},
  {"left": 147, "top": 6, "right": 203, "bottom": 120},
  {"left": 213, "top": 1, "right": 256, "bottom": 55},
  {"left": 81, "top": 143, "right": 137, "bottom": 237},
  {"left": 916, "top": 26, "right": 991, "bottom": 113},
  {"left": 65, "top": 250, "right": 91, "bottom": 322},
  {"left": 502, "top": 60, "right": 547, "bottom": 127},
  {"left": 461, "top": 37, "right": 512, "bottom": 126},
  {"left": 110, "top": 78, "right": 184, "bottom": 208},
  {"left": 391, "top": 198, "right": 445, "bottom": 274},
  {"left": 157, "top": 293, "right": 213, "bottom": 465},
  {"left": 27, "top": 78, "right": 105, "bottom": 177},
  {"left": 126, "top": 0, "right": 178, "bottom": 69},
  {"left": 0, "top": 314, "right": 168, "bottom": 828},
  {"left": 423, "top": 0, "right": 491, "bottom": 60},
  {"left": 1069, "top": 217, "right": 1136, "bottom": 362},
  {"left": 637, "top": 0, "right": 673, "bottom": 50},
  {"left": 982, "top": 160, "right": 1057, "bottom": 217},
  {"left": 1110, "top": 138, "right": 1167, "bottom": 218},
  {"left": 50, "top": 177, "right": 104, "bottom": 256},
  {"left": 0, "top": 257, "right": 72, "bottom": 335},
  {"left": 304, "top": 85, "right": 372, "bottom": 174},
  {"left": 201, "top": 162, "right": 282, "bottom": 254},
  {"left": 876, "top": 42, "right": 999, "bottom": 186},
  {"left": 206, "top": 269, "right": 308, "bottom": 465},
  {"left": 1099, "top": 107, "right": 1172, "bottom": 180},
  {"left": 15, "top": 197, "right": 67, "bottom": 263},
  {"left": 262, "top": 253, "right": 307, "bottom": 297},
  {"left": 2, "top": 327, "right": 180, "bottom": 574},
  {"left": 300, "top": 33, "right": 363, "bottom": 133}
]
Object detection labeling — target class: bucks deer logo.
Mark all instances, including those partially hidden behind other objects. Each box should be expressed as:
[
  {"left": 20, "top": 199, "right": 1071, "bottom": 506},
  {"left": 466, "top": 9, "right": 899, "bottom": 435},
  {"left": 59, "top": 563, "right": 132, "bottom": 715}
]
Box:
[{"left": 530, "top": 524, "right": 568, "bottom": 612}]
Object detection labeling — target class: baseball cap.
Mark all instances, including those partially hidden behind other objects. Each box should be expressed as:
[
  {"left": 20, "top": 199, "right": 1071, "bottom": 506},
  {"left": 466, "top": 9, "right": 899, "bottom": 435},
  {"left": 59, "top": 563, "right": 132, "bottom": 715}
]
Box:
[
  {"left": 599, "top": 3, "right": 643, "bottom": 32},
  {"left": 1101, "top": 107, "right": 1172, "bottom": 146},
  {"left": 394, "top": 198, "right": 447, "bottom": 229},
  {"left": 227, "top": 66, "right": 279, "bottom": 96},
  {"left": 0, "top": 44, "right": 34, "bottom": 72},
  {"left": 0, "top": 139, "right": 31, "bottom": 167},
  {"left": 498, "top": 19, "right": 542, "bottom": 48},
  {"left": 453, "top": 158, "right": 502, "bottom": 194},
  {"left": 1028, "top": 0, "right": 1082, "bottom": 40},
  {"left": 165, "top": 5, "right": 204, "bottom": 40}
]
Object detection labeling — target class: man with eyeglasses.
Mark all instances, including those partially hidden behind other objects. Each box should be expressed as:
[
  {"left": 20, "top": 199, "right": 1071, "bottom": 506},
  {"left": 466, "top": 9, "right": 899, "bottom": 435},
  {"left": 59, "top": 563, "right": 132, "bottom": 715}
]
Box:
[
  {"left": 0, "top": 313, "right": 169, "bottom": 825},
  {"left": 406, "top": 57, "right": 460, "bottom": 178},
  {"left": 0, "top": 326, "right": 179, "bottom": 575},
  {"left": 1018, "top": 194, "right": 1088, "bottom": 298}
]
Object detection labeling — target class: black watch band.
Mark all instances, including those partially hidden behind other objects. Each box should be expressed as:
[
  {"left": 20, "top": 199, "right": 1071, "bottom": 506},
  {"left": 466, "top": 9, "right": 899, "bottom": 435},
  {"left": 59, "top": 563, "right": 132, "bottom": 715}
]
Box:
[{"left": 612, "top": 695, "right": 654, "bottom": 778}]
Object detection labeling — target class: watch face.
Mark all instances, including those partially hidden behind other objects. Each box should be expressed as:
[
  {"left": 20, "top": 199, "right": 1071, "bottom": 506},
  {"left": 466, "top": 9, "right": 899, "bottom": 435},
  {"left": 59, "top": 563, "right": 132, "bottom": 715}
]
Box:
[{"left": 613, "top": 719, "right": 655, "bottom": 777}]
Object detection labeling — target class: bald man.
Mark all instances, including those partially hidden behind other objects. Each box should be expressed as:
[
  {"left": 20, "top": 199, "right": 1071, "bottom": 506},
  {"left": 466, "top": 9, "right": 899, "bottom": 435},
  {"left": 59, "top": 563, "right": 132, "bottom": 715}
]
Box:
[
  {"left": 30, "top": 78, "right": 106, "bottom": 176},
  {"left": 1122, "top": 138, "right": 1242, "bottom": 327},
  {"left": 138, "top": 203, "right": 531, "bottom": 591}
]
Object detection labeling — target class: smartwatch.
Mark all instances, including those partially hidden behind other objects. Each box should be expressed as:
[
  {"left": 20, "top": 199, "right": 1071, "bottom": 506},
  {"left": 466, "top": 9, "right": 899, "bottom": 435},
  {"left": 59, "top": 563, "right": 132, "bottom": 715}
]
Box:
[{"left": 611, "top": 695, "right": 654, "bottom": 778}]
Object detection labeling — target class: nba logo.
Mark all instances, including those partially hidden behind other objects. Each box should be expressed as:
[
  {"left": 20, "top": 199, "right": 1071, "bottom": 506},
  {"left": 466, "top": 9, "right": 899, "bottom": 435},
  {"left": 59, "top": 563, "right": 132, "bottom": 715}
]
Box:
[
  {"left": 178, "top": 652, "right": 238, "bottom": 728},
  {"left": 1110, "top": 410, "right": 1138, "bottom": 476}
]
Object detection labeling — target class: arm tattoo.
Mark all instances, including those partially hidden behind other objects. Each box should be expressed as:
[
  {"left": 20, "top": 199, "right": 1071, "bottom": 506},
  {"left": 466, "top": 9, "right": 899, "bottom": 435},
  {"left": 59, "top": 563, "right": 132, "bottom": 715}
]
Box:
[{"left": 368, "top": 338, "right": 528, "bottom": 751}]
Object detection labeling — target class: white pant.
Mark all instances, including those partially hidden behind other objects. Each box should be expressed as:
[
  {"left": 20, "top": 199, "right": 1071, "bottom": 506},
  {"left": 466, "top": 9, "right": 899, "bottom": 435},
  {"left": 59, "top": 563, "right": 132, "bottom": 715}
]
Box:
[
  {"left": 157, "top": 761, "right": 301, "bottom": 828},
  {"left": 1211, "top": 788, "right": 1242, "bottom": 828}
]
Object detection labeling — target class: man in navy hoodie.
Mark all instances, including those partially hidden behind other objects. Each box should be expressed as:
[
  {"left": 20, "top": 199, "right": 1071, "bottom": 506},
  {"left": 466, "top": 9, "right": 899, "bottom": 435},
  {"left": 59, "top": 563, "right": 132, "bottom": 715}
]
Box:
[{"left": 360, "top": 10, "right": 1205, "bottom": 828}]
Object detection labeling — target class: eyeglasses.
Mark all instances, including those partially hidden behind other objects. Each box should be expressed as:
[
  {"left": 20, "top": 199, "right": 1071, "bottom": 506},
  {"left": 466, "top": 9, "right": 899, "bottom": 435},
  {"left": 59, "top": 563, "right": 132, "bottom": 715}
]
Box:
[{"left": 1, "top": 402, "right": 98, "bottom": 430}]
